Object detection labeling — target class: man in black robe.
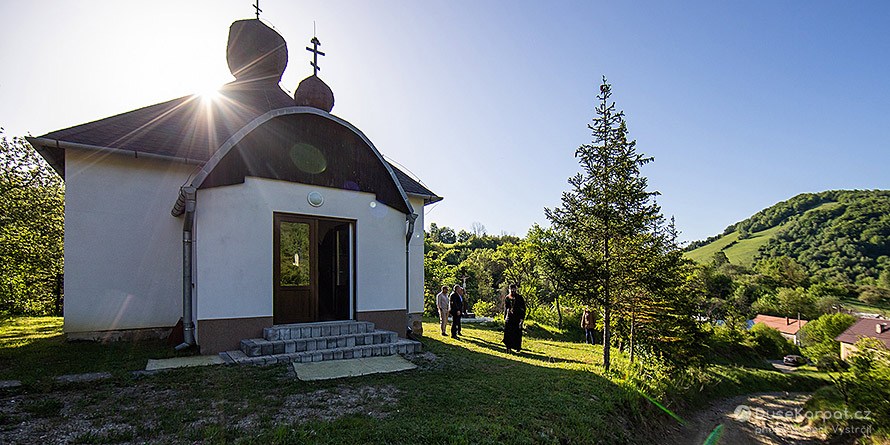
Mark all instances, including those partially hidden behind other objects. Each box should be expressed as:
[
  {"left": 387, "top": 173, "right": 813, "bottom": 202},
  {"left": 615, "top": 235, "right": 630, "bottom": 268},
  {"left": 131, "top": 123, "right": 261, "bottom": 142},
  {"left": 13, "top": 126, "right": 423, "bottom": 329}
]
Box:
[
  {"left": 503, "top": 284, "right": 526, "bottom": 352},
  {"left": 449, "top": 285, "right": 464, "bottom": 338}
]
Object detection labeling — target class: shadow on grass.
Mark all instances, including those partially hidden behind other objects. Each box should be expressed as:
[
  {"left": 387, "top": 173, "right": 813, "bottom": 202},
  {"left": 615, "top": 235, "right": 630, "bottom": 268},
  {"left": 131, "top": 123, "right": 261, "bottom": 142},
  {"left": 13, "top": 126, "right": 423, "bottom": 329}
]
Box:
[
  {"left": 0, "top": 316, "right": 832, "bottom": 444},
  {"left": 0, "top": 333, "right": 193, "bottom": 383},
  {"left": 452, "top": 334, "right": 592, "bottom": 367}
]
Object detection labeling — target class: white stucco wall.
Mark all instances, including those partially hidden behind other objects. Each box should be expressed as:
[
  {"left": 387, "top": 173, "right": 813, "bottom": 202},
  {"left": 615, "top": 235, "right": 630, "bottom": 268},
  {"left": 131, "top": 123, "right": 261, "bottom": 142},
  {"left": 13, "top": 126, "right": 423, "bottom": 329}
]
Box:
[
  {"left": 63, "top": 148, "right": 194, "bottom": 333},
  {"left": 195, "top": 177, "right": 425, "bottom": 326}
]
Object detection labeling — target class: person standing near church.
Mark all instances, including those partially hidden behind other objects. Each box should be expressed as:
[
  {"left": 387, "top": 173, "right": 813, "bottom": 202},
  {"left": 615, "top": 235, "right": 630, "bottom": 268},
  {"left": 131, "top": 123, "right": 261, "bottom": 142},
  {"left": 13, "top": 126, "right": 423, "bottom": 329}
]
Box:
[
  {"left": 436, "top": 285, "right": 450, "bottom": 336},
  {"left": 503, "top": 284, "right": 526, "bottom": 353},
  {"left": 449, "top": 285, "right": 463, "bottom": 338},
  {"left": 581, "top": 306, "right": 597, "bottom": 345}
]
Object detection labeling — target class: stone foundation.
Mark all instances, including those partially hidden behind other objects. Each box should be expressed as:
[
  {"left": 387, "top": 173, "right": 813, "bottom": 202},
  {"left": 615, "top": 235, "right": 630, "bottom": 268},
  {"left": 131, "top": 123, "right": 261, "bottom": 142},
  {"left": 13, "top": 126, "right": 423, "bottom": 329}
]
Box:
[
  {"left": 66, "top": 326, "right": 172, "bottom": 342},
  {"left": 408, "top": 312, "right": 423, "bottom": 336}
]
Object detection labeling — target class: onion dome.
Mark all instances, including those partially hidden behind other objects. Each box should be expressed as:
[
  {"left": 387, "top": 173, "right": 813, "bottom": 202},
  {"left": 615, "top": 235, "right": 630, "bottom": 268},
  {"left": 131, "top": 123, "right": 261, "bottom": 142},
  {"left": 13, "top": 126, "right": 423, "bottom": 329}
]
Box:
[
  {"left": 226, "top": 19, "right": 288, "bottom": 82},
  {"left": 294, "top": 75, "right": 334, "bottom": 112}
]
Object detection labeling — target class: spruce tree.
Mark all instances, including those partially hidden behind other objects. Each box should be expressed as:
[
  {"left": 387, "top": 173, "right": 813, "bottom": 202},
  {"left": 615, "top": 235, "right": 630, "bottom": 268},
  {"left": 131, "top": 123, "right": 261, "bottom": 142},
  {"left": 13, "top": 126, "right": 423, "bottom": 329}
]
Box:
[{"left": 545, "top": 76, "right": 659, "bottom": 370}]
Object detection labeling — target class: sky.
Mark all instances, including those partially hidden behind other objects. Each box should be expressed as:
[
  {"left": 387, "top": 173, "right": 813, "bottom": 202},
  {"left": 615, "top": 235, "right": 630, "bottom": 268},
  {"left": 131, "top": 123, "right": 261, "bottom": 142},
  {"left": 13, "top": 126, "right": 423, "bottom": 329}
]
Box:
[{"left": 1, "top": 1, "right": 888, "bottom": 243}]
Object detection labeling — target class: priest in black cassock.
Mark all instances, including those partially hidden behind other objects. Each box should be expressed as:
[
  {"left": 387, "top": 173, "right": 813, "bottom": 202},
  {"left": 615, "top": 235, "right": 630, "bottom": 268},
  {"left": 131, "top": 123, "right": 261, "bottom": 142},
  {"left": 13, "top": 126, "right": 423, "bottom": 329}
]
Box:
[
  {"left": 449, "top": 285, "right": 464, "bottom": 338},
  {"left": 503, "top": 284, "right": 526, "bottom": 353}
]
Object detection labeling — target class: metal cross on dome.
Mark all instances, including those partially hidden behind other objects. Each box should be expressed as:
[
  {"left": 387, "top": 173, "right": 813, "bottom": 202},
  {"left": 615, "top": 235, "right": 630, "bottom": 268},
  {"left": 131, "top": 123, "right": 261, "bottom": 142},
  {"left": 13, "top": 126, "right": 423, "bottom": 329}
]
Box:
[
  {"left": 306, "top": 36, "right": 325, "bottom": 76},
  {"left": 253, "top": 0, "right": 262, "bottom": 19}
]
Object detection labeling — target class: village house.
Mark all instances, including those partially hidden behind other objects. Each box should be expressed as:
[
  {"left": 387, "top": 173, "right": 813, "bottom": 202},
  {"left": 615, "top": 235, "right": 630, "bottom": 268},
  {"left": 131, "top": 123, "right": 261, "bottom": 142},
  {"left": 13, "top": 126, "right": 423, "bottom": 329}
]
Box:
[
  {"left": 27, "top": 18, "right": 440, "bottom": 358},
  {"left": 835, "top": 318, "right": 890, "bottom": 360},
  {"left": 751, "top": 314, "right": 808, "bottom": 346}
]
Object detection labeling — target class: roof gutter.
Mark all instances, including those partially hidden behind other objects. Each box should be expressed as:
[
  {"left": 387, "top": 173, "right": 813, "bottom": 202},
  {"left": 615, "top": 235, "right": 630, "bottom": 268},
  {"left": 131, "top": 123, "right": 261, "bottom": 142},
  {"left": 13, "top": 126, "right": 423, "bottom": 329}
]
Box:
[{"left": 26, "top": 137, "right": 205, "bottom": 180}]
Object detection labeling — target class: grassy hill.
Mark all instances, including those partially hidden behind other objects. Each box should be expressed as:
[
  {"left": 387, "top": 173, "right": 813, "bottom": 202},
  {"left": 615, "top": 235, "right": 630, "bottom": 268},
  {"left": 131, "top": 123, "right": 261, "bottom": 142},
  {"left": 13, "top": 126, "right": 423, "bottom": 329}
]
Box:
[
  {"left": 685, "top": 221, "right": 788, "bottom": 266},
  {"left": 685, "top": 190, "right": 890, "bottom": 283}
]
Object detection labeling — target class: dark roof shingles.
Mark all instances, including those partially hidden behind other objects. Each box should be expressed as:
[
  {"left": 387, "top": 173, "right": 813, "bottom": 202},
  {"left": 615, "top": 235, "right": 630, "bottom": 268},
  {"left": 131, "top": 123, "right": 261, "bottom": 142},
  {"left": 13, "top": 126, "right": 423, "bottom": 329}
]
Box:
[
  {"left": 835, "top": 318, "right": 890, "bottom": 349},
  {"left": 34, "top": 81, "right": 440, "bottom": 202}
]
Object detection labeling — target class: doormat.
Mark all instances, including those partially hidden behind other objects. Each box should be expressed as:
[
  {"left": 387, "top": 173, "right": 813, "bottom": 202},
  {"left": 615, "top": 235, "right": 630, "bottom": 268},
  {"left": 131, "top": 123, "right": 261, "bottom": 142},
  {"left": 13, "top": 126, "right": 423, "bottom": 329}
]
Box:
[
  {"left": 146, "top": 355, "right": 225, "bottom": 371},
  {"left": 293, "top": 355, "right": 416, "bottom": 381}
]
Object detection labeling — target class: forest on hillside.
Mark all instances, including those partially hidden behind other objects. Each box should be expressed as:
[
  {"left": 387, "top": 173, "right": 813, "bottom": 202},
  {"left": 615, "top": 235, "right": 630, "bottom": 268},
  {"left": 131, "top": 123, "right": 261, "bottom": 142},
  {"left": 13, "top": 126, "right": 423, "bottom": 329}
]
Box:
[{"left": 686, "top": 190, "right": 890, "bottom": 284}]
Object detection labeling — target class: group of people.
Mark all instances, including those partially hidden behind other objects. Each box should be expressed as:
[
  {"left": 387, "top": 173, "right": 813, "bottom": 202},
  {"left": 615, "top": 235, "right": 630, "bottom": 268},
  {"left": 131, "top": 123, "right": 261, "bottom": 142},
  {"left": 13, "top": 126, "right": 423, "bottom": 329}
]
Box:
[{"left": 435, "top": 284, "right": 526, "bottom": 353}]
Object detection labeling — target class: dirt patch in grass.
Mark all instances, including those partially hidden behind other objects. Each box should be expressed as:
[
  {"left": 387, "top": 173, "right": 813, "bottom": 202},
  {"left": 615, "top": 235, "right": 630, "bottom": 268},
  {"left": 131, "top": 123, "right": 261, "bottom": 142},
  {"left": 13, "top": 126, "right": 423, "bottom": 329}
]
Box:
[
  {"left": 0, "top": 380, "right": 403, "bottom": 444},
  {"left": 278, "top": 385, "right": 401, "bottom": 424}
]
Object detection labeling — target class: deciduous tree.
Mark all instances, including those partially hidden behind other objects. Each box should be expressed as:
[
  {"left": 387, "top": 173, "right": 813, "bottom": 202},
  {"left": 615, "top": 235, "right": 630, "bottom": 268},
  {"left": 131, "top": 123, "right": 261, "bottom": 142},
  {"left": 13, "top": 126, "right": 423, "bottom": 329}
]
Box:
[{"left": 0, "top": 132, "right": 64, "bottom": 315}]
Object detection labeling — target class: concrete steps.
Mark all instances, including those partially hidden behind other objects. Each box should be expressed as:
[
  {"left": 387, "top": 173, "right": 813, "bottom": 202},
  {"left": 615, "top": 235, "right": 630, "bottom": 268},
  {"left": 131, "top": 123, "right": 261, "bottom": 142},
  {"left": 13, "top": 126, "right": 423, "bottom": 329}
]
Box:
[{"left": 219, "top": 320, "right": 421, "bottom": 366}]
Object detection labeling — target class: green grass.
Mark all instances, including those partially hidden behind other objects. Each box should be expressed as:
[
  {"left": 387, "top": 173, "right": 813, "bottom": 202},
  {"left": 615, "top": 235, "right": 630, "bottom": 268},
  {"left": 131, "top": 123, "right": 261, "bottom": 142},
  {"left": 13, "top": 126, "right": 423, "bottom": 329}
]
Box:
[
  {"left": 839, "top": 297, "right": 890, "bottom": 317},
  {"left": 0, "top": 316, "right": 194, "bottom": 384},
  {"left": 0, "top": 316, "right": 830, "bottom": 443},
  {"left": 685, "top": 225, "right": 784, "bottom": 266},
  {"left": 686, "top": 202, "right": 839, "bottom": 266}
]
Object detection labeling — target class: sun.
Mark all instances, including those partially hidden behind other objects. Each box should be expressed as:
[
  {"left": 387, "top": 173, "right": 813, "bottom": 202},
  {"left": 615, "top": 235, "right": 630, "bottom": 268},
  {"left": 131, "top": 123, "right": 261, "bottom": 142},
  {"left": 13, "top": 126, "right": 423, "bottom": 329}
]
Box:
[{"left": 198, "top": 84, "right": 222, "bottom": 103}]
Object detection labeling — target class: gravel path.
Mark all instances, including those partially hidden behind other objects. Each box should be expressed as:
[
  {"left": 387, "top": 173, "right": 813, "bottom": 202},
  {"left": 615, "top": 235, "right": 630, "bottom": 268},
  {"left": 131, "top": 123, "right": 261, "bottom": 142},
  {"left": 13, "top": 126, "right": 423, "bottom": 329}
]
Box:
[{"left": 662, "top": 392, "right": 827, "bottom": 445}]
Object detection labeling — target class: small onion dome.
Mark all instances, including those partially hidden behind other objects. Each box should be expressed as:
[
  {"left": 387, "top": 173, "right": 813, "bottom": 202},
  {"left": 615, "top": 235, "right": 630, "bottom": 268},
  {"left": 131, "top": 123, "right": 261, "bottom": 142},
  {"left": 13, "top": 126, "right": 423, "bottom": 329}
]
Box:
[
  {"left": 226, "top": 19, "right": 288, "bottom": 82},
  {"left": 294, "top": 75, "right": 334, "bottom": 112}
]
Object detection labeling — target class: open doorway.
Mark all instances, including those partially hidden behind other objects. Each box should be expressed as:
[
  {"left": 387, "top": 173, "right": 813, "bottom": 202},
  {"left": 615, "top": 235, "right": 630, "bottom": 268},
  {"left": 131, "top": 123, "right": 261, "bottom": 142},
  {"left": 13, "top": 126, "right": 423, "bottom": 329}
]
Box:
[{"left": 273, "top": 213, "right": 353, "bottom": 324}]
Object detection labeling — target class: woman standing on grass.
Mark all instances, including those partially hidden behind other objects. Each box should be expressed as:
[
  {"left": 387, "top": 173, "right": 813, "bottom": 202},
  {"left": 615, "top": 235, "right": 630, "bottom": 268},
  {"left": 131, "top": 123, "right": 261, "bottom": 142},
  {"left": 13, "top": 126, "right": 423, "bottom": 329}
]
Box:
[{"left": 503, "top": 284, "right": 526, "bottom": 353}]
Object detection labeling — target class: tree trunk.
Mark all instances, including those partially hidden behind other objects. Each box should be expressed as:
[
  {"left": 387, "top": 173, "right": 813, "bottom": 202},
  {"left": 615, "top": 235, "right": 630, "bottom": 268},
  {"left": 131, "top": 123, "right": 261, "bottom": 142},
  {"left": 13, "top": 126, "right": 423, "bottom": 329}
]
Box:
[
  {"left": 603, "top": 232, "right": 611, "bottom": 371},
  {"left": 603, "top": 302, "right": 611, "bottom": 370},
  {"left": 629, "top": 302, "right": 635, "bottom": 363},
  {"left": 555, "top": 293, "right": 563, "bottom": 329}
]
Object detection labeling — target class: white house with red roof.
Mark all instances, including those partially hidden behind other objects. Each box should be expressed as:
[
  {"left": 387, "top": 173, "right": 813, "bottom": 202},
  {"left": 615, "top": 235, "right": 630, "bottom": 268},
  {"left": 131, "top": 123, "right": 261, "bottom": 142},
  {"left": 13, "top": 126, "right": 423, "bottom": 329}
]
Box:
[
  {"left": 751, "top": 314, "right": 808, "bottom": 345},
  {"left": 28, "top": 18, "right": 440, "bottom": 357}
]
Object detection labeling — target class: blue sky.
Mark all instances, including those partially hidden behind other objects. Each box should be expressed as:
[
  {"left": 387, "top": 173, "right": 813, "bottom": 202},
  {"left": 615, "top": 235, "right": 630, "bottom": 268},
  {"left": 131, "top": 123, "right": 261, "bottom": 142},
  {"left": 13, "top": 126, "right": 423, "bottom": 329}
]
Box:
[{"left": 2, "top": 1, "right": 888, "bottom": 243}]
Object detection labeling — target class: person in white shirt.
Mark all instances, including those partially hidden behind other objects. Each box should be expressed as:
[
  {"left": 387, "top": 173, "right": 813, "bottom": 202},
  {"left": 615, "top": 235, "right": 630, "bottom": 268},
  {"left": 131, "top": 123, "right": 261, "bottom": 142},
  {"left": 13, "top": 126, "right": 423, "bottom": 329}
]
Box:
[{"left": 436, "top": 285, "right": 450, "bottom": 336}]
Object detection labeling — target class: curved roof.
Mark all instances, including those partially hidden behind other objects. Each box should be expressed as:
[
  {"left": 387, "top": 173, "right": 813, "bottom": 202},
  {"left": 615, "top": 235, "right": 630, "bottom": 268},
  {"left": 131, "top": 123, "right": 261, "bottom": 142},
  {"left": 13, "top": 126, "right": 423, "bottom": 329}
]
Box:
[
  {"left": 27, "top": 81, "right": 442, "bottom": 214},
  {"left": 175, "top": 106, "right": 414, "bottom": 215}
]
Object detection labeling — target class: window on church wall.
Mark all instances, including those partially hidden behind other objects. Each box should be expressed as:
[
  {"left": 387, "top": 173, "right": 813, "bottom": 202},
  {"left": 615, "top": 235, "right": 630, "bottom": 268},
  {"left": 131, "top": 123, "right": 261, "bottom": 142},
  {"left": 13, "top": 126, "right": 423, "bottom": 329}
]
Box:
[{"left": 280, "top": 222, "right": 310, "bottom": 286}]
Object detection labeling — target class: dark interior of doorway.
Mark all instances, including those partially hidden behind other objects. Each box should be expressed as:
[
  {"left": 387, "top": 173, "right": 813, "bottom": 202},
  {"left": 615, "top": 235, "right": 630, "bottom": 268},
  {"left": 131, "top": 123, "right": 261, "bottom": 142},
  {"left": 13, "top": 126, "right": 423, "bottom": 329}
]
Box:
[{"left": 317, "top": 220, "right": 350, "bottom": 321}]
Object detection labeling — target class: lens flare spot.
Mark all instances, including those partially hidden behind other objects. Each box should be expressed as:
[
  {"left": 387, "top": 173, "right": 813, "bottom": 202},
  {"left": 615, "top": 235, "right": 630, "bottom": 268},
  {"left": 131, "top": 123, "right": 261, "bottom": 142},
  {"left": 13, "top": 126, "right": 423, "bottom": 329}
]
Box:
[
  {"left": 289, "top": 143, "right": 327, "bottom": 174},
  {"left": 369, "top": 200, "right": 388, "bottom": 218}
]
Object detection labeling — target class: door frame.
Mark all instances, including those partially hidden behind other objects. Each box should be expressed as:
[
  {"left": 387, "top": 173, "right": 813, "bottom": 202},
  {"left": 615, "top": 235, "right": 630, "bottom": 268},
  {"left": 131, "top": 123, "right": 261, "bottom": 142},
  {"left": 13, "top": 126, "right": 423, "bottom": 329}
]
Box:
[{"left": 273, "top": 212, "right": 356, "bottom": 324}]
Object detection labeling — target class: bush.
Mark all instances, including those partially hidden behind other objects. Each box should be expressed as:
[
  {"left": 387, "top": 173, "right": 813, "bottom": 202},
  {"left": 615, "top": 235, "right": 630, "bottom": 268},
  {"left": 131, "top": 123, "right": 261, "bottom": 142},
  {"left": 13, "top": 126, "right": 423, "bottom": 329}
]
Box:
[
  {"left": 799, "top": 312, "right": 856, "bottom": 362},
  {"left": 526, "top": 304, "right": 581, "bottom": 330},
  {"left": 472, "top": 299, "right": 497, "bottom": 318},
  {"left": 746, "top": 323, "right": 799, "bottom": 359},
  {"left": 703, "top": 324, "right": 767, "bottom": 368},
  {"left": 815, "top": 354, "right": 848, "bottom": 372}
]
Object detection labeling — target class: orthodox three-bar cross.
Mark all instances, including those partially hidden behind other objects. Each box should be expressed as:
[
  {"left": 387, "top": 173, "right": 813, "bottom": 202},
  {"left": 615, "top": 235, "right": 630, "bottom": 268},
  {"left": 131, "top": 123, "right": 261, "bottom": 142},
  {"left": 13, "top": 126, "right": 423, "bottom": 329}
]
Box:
[
  {"left": 253, "top": 0, "right": 262, "bottom": 19},
  {"left": 306, "top": 37, "right": 325, "bottom": 75}
]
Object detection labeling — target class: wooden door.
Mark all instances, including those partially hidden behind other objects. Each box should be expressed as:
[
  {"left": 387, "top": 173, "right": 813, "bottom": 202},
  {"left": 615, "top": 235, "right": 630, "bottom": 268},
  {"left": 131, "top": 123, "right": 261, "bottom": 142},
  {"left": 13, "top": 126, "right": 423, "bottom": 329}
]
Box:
[{"left": 273, "top": 214, "right": 317, "bottom": 324}]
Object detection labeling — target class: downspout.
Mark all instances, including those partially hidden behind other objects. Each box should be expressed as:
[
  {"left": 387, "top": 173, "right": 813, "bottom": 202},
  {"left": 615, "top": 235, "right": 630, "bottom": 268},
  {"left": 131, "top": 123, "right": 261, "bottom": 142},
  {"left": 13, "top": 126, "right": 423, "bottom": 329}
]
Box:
[
  {"left": 405, "top": 213, "right": 418, "bottom": 340},
  {"left": 175, "top": 186, "right": 197, "bottom": 350}
]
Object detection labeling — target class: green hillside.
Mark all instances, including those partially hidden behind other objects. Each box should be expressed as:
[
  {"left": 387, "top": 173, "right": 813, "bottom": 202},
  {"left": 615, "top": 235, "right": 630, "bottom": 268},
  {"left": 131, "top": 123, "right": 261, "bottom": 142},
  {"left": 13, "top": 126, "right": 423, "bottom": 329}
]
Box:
[
  {"left": 685, "top": 222, "right": 786, "bottom": 266},
  {"left": 685, "top": 190, "right": 890, "bottom": 284}
]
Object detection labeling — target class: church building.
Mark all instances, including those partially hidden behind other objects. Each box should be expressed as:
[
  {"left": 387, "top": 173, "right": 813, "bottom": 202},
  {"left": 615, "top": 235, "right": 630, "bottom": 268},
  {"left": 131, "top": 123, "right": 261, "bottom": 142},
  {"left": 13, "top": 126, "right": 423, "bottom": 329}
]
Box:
[{"left": 27, "top": 17, "right": 440, "bottom": 355}]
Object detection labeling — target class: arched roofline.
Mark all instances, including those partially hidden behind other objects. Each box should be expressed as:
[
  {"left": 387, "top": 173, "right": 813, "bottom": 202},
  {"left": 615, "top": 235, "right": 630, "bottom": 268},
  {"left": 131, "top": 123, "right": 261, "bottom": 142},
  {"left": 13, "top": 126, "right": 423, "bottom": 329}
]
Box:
[{"left": 172, "top": 106, "right": 415, "bottom": 217}]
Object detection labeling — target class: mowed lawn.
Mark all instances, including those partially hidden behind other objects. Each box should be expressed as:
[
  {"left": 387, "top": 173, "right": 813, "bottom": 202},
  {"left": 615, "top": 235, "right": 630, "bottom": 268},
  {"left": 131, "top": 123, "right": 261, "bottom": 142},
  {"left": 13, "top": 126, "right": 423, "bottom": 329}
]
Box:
[{"left": 0, "top": 317, "right": 826, "bottom": 444}]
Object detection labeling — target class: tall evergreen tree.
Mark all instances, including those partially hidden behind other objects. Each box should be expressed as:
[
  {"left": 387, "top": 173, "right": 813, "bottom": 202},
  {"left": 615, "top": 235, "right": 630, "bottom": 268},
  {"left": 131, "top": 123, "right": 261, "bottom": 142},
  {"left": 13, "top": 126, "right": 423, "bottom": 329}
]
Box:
[{"left": 545, "top": 77, "right": 659, "bottom": 370}]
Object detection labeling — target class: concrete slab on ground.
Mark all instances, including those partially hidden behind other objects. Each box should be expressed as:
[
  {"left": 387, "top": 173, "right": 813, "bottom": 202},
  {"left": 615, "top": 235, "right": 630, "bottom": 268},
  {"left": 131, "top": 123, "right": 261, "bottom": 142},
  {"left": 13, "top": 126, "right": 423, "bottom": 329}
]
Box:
[
  {"left": 293, "top": 355, "right": 416, "bottom": 381},
  {"left": 146, "top": 355, "right": 225, "bottom": 371},
  {"left": 447, "top": 316, "right": 494, "bottom": 323}
]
